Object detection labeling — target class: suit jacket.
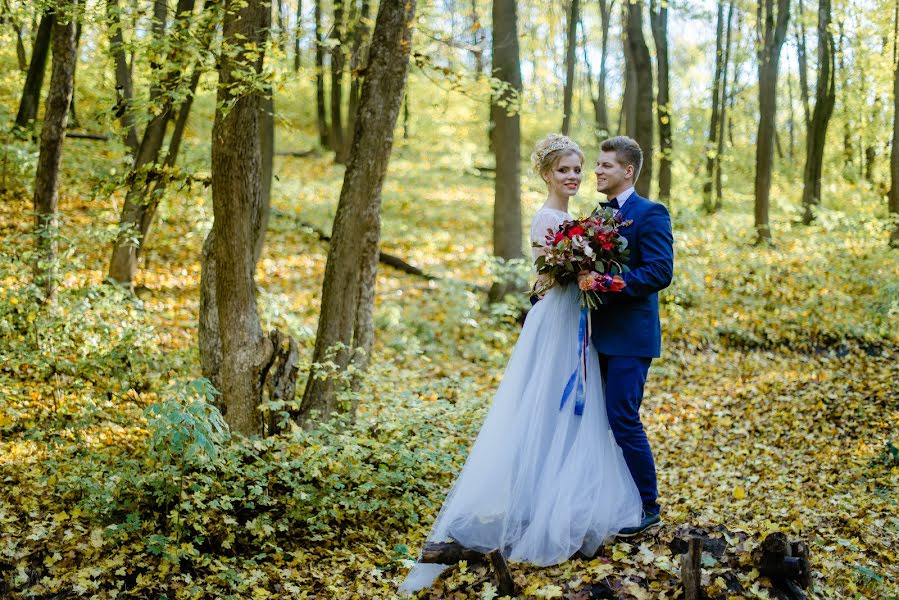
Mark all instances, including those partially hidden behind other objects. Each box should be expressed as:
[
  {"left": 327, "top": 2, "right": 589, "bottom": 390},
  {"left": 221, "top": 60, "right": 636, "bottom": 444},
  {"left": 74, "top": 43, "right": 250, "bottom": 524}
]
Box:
[{"left": 590, "top": 193, "right": 674, "bottom": 358}]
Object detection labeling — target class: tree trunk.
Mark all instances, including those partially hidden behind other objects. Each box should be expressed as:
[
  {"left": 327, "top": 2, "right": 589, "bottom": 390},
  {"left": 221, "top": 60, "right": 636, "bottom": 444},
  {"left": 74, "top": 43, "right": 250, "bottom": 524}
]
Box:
[
  {"left": 15, "top": 9, "right": 54, "bottom": 131},
  {"left": 703, "top": 0, "right": 726, "bottom": 211},
  {"left": 754, "top": 0, "right": 790, "bottom": 244},
  {"left": 471, "top": 0, "right": 485, "bottom": 75},
  {"left": 620, "top": 5, "right": 637, "bottom": 137},
  {"left": 561, "top": 0, "right": 579, "bottom": 135},
  {"left": 315, "top": 0, "right": 329, "bottom": 147},
  {"left": 107, "top": 0, "right": 202, "bottom": 286},
  {"left": 891, "top": 2, "right": 899, "bottom": 246},
  {"left": 299, "top": 0, "right": 417, "bottom": 425},
  {"left": 800, "top": 0, "right": 835, "bottom": 224},
  {"left": 11, "top": 12, "right": 28, "bottom": 71},
  {"left": 487, "top": 0, "right": 523, "bottom": 303},
  {"left": 795, "top": 0, "right": 811, "bottom": 130},
  {"left": 294, "top": 0, "right": 302, "bottom": 71},
  {"left": 714, "top": 0, "right": 735, "bottom": 210},
  {"left": 67, "top": 21, "right": 82, "bottom": 129},
  {"left": 276, "top": 0, "right": 287, "bottom": 51},
  {"left": 106, "top": 0, "right": 140, "bottom": 154},
  {"left": 209, "top": 0, "right": 273, "bottom": 436},
  {"left": 650, "top": 0, "right": 671, "bottom": 203},
  {"left": 625, "top": 0, "right": 654, "bottom": 198},
  {"left": 344, "top": 0, "right": 371, "bottom": 158},
  {"left": 330, "top": 0, "right": 347, "bottom": 162},
  {"left": 595, "top": 0, "right": 613, "bottom": 138},
  {"left": 32, "top": 1, "right": 77, "bottom": 301}
]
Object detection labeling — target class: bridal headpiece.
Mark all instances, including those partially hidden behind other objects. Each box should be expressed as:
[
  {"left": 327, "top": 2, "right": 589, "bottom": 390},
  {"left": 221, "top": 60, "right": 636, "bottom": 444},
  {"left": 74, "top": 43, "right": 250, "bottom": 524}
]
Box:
[{"left": 532, "top": 134, "right": 584, "bottom": 177}]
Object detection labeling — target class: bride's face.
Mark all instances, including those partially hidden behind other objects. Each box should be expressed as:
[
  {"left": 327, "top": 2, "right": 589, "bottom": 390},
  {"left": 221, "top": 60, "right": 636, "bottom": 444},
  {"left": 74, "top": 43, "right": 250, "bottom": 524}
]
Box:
[{"left": 544, "top": 152, "right": 583, "bottom": 198}]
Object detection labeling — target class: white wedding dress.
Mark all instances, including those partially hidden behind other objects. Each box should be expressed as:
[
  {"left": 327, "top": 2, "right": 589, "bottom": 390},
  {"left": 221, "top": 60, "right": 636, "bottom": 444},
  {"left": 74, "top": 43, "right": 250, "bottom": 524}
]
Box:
[{"left": 399, "top": 207, "right": 642, "bottom": 594}]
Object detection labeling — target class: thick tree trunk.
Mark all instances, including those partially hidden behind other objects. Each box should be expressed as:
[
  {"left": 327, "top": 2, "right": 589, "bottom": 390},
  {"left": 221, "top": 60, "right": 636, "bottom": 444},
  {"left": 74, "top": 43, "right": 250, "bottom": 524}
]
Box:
[
  {"left": 704, "top": 0, "right": 726, "bottom": 211},
  {"left": 330, "top": 0, "right": 347, "bottom": 162},
  {"left": 650, "top": 0, "right": 671, "bottom": 203},
  {"left": 15, "top": 9, "right": 54, "bottom": 131},
  {"left": 299, "top": 0, "right": 417, "bottom": 425},
  {"left": 209, "top": 0, "right": 273, "bottom": 436},
  {"left": 754, "top": 0, "right": 790, "bottom": 244},
  {"left": 315, "top": 0, "right": 329, "bottom": 147},
  {"left": 294, "top": 0, "right": 302, "bottom": 71},
  {"left": 107, "top": 0, "right": 202, "bottom": 286},
  {"left": 625, "top": 0, "right": 653, "bottom": 198},
  {"left": 344, "top": 0, "right": 371, "bottom": 158},
  {"left": 800, "top": 0, "right": 835, "bottom": 224},
  {"left": 106, "top": 0, "right": 140, "bottom": 154},
  {"left": 487, "top": 0, "right": 523, "bottom": 303},
  {"left": 561, "top": 0, "right": 579, "bottom": 135},
  {"left": 32, "top": 2, "right": 77, "bottom": 300}
]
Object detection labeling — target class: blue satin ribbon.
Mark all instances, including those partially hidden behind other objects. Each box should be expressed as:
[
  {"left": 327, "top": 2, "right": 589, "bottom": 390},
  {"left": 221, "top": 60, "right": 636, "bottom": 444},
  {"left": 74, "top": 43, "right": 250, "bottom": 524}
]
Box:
[{"left": 559, "top": 307, "right": 589, "bottom": 416}]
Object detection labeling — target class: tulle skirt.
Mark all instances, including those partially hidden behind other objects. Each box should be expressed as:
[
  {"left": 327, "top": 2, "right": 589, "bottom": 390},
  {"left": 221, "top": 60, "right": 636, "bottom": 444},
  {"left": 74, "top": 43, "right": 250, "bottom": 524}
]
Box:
[{"left": 400, "top": 285, "right": 642, "bottom": 594}]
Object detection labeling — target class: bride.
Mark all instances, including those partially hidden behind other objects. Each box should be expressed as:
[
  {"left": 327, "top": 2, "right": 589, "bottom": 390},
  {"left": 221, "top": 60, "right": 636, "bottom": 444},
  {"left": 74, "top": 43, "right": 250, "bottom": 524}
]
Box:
[{"left": 400, "top": 134, "right": 642, "bottom": 594}]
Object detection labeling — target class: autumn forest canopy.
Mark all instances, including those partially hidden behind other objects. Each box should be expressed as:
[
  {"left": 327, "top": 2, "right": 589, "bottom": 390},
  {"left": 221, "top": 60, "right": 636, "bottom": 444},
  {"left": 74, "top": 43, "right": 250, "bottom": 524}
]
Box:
[{"left": 0, "top": 0, "right": 897, "bottom": 598}]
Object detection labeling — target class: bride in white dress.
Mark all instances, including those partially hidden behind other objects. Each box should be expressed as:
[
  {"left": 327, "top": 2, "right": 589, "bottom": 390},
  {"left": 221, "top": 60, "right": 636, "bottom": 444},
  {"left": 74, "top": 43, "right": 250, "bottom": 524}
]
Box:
[{"left": 400, "top": 134, "right": 641, "bottom": 594}]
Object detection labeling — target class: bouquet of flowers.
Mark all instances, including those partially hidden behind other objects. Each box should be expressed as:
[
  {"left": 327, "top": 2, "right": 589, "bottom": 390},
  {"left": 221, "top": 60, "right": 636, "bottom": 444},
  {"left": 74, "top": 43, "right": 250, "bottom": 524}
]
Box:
[{"left": 533, "top": 208, "right": 632, "bottom": 309}]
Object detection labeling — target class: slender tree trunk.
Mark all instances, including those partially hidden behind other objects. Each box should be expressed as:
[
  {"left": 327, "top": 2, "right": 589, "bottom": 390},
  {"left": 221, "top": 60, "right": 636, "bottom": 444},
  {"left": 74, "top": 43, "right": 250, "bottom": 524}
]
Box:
[
  {"left": 300, "top": 0, "right": 417, "bottom": 424},
  {"left": 67, "top": 21, "right": 82, "bottom": 129},
  {"left": 471, "top": 0, "right": 485, "bottom": 75},
  {"left": 276, "top": 0, "right": 286, "bottom": 51},
  {"left": 621, "top": 4, "right": 637, "bottom": 137},
  {"left": 625, "top": 0, "right": 653, "bottom": 198},
  {"left": 703, "top": 0, "right": 726, "bottom": 211},
  {"left": 715, "top": 0, "right": 735, "bottom": 209},
  {"left": 796, "top": 0, "right": 811, "bottom": 129},
  {"left": 754, "top": 0, "right": 790, "bottom": 244},
  {"left": 294, "top": 0, "right": 302, "bottom": 71},
  {"left": 107, "top": 0, "right": 140, "bottom": 153},
  {"left": 331, "top": 0, "right": 347, "bottom": 162},
  {"left": 595, "top": 0, "right": 613, "bottom": 137},
  {"left": 107, "top": 0, "right": 202, "bottom": 286},
  {"left": 800, "top": 0, "right": 835, "bottom": 224},
  {"left": 15, "top": 9, "right": 54, "bottom": 131},
  {"left": 208, "top": 0, "right": 273, "bottom": 436},
  {"left": 344, "top": 0, "right": 371, "bottom": 157},
  {"left": 561, "top": 0, "right": 579, "bottom": 135},
  {"left": 487, "top": 0, "right": 523, "bottom": 303},
  {"left": 787, "top": 71, "right": 795, "bottom": 159},
  {"left": 315, "top": 0, "right": 329, "bottom": 147},
  {"left": 890, "top": 53, "right": 899, "bottom": 245},
  {"left": 32, "top": 1, "right": 77, "bottom": 301},
  {"left": 650, "top": 0, "right": 671, "bottom": 203},
  {"left": 11, "top": 12, "right": 28, "bottom": 71}
]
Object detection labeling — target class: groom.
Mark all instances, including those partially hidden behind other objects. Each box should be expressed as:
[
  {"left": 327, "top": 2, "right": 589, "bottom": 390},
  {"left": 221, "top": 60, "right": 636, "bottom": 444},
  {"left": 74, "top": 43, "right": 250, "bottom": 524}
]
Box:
[{"left": 589, "top": 136, "right": 673, "bottom": 536}]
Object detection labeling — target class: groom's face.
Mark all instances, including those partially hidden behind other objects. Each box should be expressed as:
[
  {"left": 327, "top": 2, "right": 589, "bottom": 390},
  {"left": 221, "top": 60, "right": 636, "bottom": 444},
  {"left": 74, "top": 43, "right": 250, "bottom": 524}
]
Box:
[{"left": 594, "top": 151, "right": 634, "bottom": 196}]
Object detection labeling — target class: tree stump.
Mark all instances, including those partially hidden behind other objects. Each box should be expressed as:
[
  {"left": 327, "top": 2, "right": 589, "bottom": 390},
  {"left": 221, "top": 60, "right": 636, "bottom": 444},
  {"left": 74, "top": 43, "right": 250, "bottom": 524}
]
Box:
[
  {"left": 420, "top": 541, "right": 518, "bottom": 596},
  {"left": 756, "top": 532, "right": 810, "bottom": 599}
]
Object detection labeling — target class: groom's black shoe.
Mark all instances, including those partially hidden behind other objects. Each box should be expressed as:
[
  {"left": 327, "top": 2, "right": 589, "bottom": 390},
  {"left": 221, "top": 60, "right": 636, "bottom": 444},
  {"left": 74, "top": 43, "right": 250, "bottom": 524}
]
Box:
[{"left": 616, "top": 511, "right": 662, "bottom": 538}]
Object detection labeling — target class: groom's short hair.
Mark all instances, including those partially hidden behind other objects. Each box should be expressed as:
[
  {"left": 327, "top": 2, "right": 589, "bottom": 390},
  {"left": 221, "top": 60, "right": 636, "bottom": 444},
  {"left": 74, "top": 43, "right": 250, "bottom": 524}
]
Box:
[{"left": 601, "top": 136, "right": 643, "bottom": 182}]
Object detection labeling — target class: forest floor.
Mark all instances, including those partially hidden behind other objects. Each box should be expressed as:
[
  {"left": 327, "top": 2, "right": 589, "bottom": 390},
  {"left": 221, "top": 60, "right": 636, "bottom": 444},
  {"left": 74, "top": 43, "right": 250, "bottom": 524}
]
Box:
[{"left": 0, "top": 142, "right": 897, "bottom": 599}]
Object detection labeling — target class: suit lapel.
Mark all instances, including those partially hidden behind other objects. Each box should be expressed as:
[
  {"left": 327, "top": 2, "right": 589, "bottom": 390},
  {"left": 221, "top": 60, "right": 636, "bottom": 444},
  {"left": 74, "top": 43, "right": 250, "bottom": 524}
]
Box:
[{"left": 617, "top": 193, "right": 641, "bottom": 222}]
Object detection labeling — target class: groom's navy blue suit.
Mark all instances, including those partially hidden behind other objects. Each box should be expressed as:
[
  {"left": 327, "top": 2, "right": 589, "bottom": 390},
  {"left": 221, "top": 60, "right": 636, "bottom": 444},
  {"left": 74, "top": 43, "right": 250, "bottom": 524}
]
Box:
[{"left": 591, "top": 190, "right": 673, "bottom": 515}]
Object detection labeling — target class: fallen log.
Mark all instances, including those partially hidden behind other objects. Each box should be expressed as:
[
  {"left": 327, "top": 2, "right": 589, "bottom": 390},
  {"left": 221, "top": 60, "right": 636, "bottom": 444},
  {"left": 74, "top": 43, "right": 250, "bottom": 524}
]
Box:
[
  {"left": 419, "top": 541, "right": 518, "bottom": 596},
  {"left": 276, "top": 149, "right": 319, "bottom": 158},
  {"left": 65, "top": 131, "right": 109, "bottom": 141}
]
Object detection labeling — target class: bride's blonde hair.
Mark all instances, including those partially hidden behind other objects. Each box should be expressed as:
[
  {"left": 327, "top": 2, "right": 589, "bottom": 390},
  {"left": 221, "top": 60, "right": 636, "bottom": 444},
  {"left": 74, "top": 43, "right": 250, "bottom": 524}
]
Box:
[{"left": 531, "top": 134, "right": 584, "bottom": 180}]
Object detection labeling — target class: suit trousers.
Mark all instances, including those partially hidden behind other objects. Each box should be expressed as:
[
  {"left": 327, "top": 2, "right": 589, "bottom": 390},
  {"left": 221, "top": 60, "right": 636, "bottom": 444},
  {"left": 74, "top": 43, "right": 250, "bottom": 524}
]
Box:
[{"left": 597, "top": 354, "right": 659, "bottom": 514}]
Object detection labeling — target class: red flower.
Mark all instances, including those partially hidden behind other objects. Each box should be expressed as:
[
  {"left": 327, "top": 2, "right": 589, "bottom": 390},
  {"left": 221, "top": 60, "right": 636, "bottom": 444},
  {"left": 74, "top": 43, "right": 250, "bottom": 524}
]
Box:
[
  {"left": 609, "top": 275, "right": 626, "bottom": 292},
  {"left": 553, "top": 231, "right": 565, "bottom": 244},
  {"left": 567, "top": 225, "right": 585, "bottom": 238}
]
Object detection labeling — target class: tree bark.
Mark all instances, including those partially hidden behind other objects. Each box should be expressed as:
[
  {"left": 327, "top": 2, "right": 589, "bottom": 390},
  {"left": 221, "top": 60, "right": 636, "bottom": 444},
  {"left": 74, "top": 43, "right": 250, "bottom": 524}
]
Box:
[
  {"left": 15, "top": 9, "right": 54, "bottom": 131},
  {"left": 330, "top": 0, "right": 347, "bottom": 162},
  {"left": 703, "top": 0, "right": 726, "bottom": 211},
  {"left": 344, "top": 0, "right": 371, "bottom": 158},
  {"left": 650, "top": 0, "right": 671, "bottom": 203},
  {"left": 800, "top": 0, "right": 835, "bottom": 224},
  {"left": 754, "top": 0, "right": 790, "bottom": 244},
  {"left": 208, "top": 0, "right": 273, "bottom": 436},
  {"left": 625, "top": 0, "right": 654, "bottom": 198},
  {"left": 32, "top": 1, "right": 77, "bottom": 301},
  {"left": 67, "top": 21, "right": 82, "bottom": 129},
  {"left": 620, "top": 4, "right": 637, "bottom": 137},
  {"left": 106, "top": 0, "right": 140, "bottom": 154},
  {"left": 487, "top": 0, "right": 523, "bottom": 303},
  {"left": 471, "top": 0, "right": 485, "bottom": 75},
  {"left": 561, "top": 0, "right": 579, "bottom": 135},
  {"left": 795, "top": 0, "right": 811, "bottom": 129},
  {"left": 299, "top": 0, "right": 417, "bottom": 425},
  {"left": 315, "top": 0, "right": 329, "bottom": 147}
]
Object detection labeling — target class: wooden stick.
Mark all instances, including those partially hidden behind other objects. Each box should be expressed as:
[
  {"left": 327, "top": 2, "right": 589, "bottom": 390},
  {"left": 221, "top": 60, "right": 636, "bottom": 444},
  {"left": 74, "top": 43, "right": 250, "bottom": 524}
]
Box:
[
  {"left": 681, "top": 536, "right": 702, "bottom": 600},
  {"left": 487, "top": 550, "right": 516, "bottom": 596}
]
